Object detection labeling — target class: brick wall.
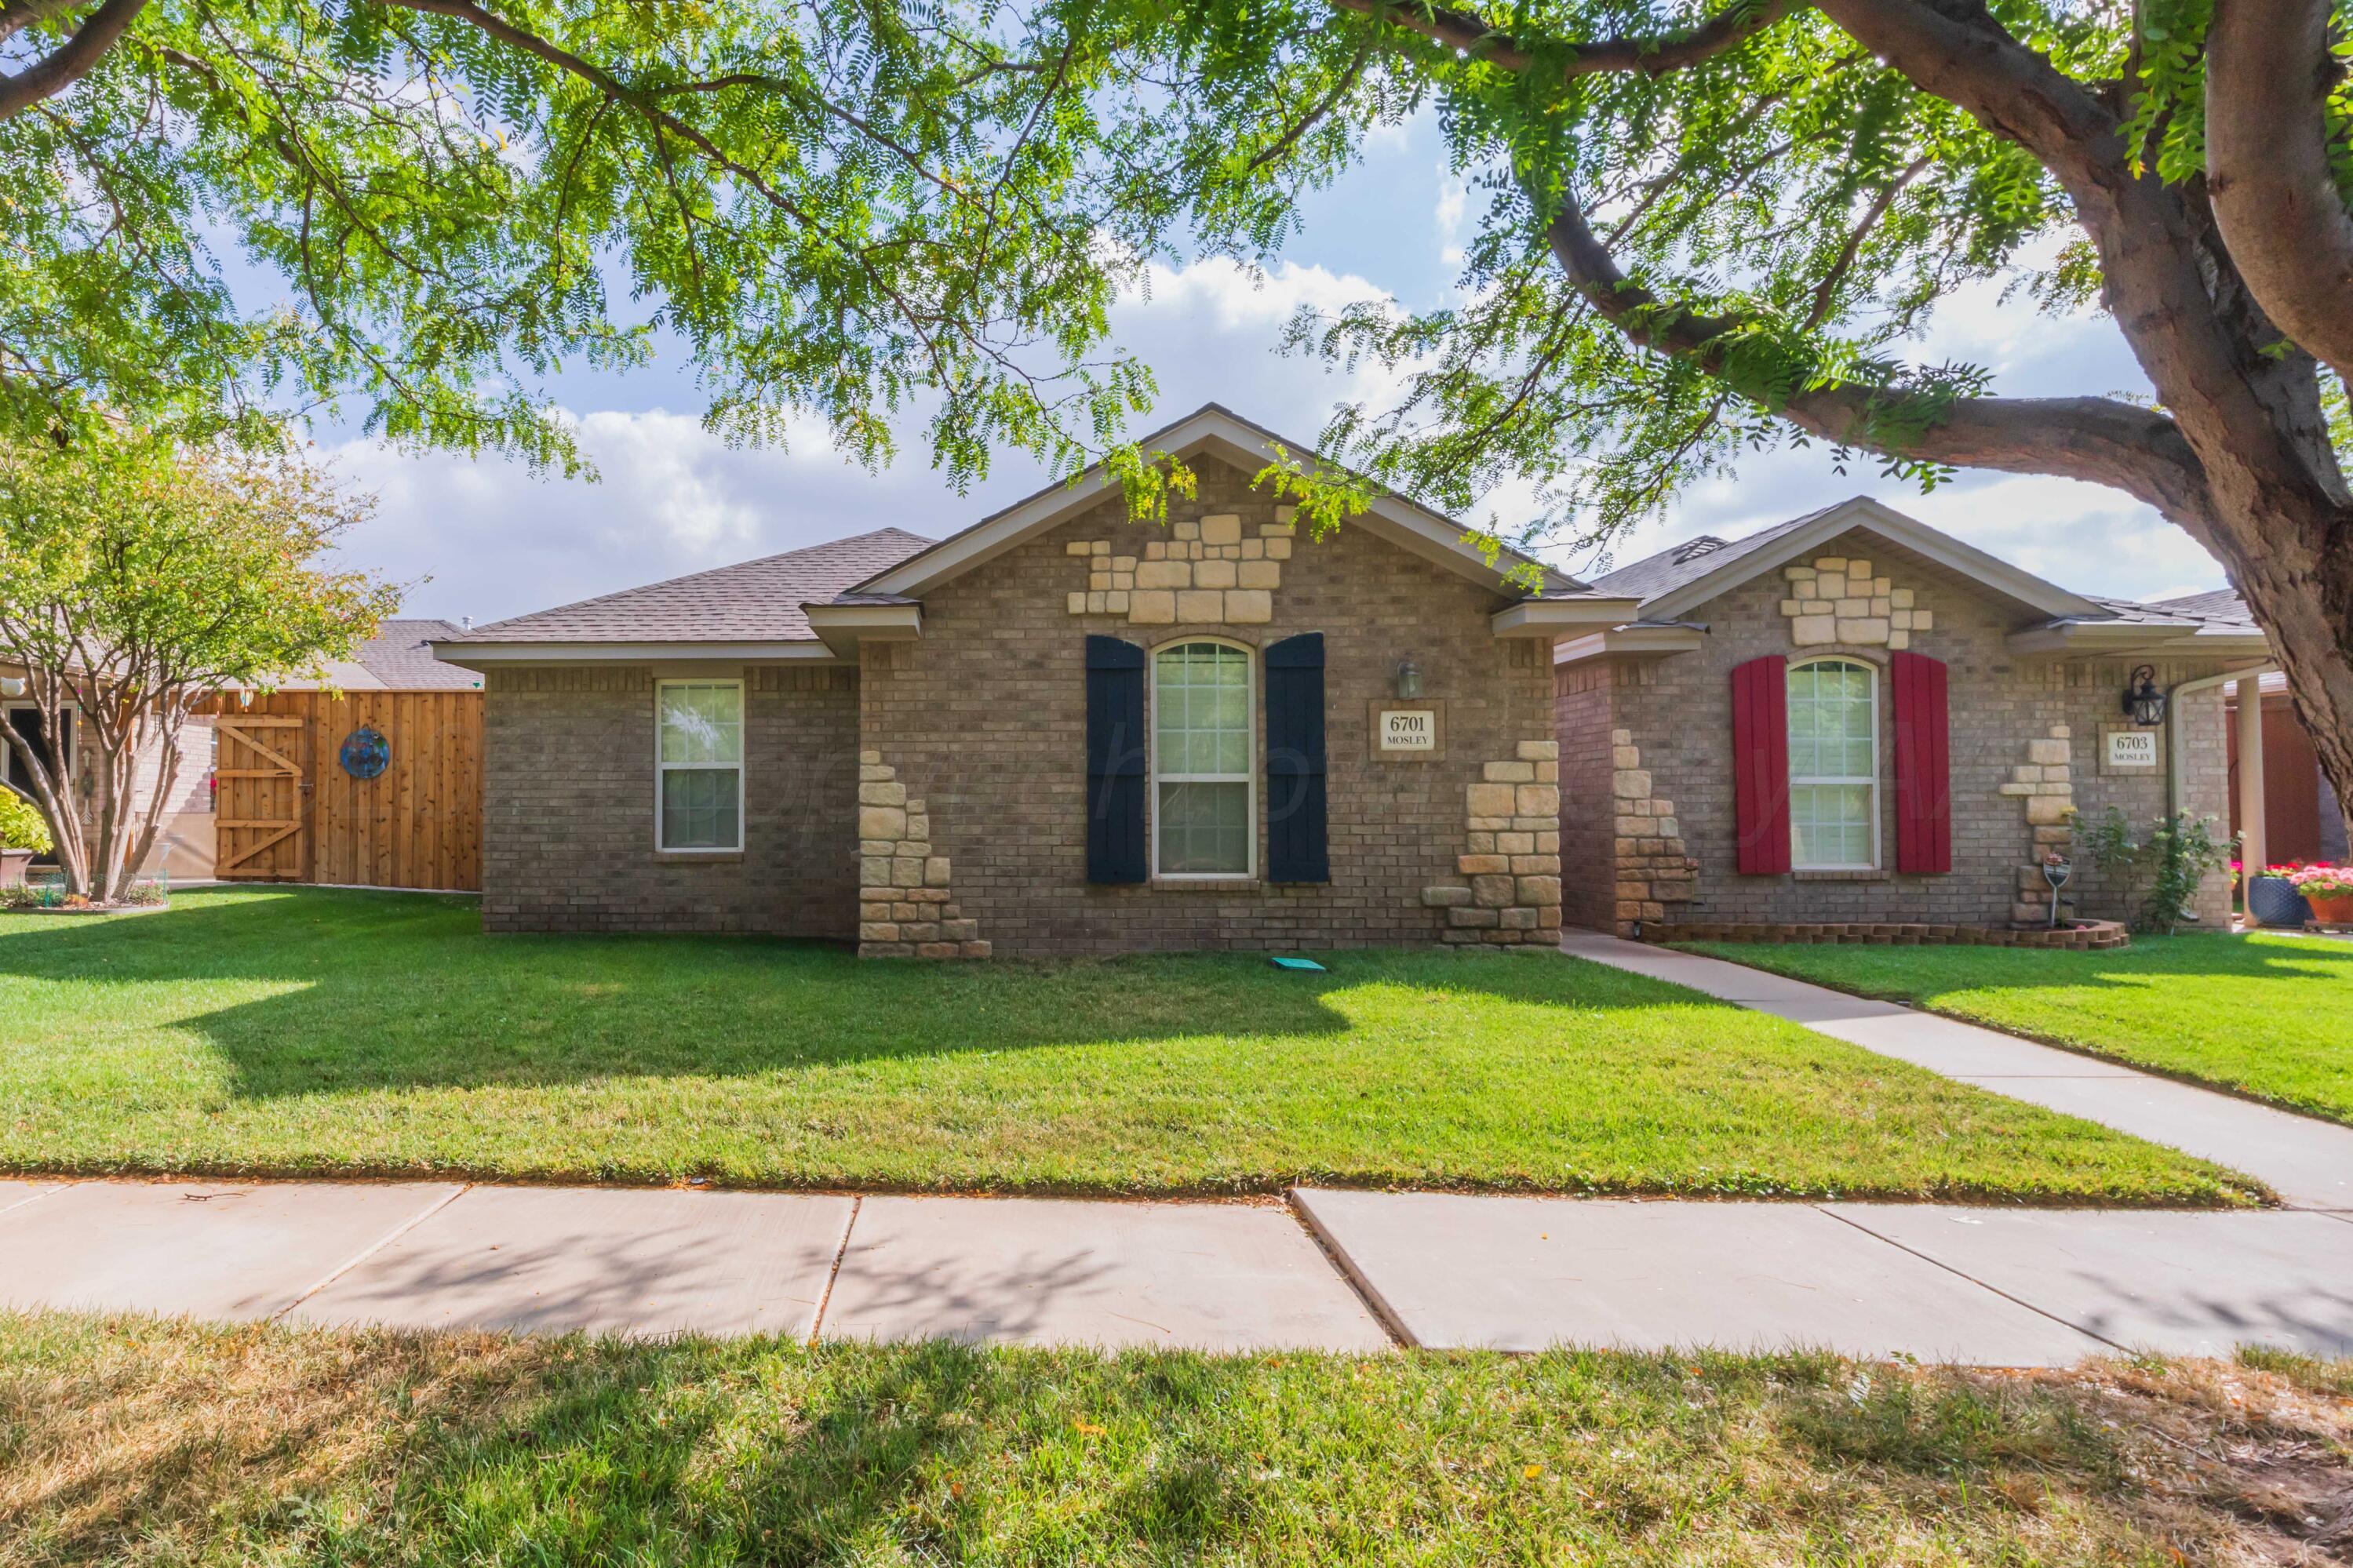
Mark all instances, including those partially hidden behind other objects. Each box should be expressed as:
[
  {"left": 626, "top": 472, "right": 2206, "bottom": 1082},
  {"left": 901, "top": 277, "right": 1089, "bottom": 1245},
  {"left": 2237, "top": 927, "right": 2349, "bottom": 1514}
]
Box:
[
  {"left": 857, "top": 457, "right": 1557, "bottom": 957},
  {"left": 1560, "top": 527, "right": 2239, "bottom": 933},
  {"left": 481, "top": 664, "right": 858, "bottom": 935}
]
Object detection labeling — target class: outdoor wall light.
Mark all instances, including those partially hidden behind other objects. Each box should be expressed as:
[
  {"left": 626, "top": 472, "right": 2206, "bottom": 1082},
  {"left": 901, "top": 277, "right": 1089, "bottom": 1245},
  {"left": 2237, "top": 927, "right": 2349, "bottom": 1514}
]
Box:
[
  {"left": 1395, "top": 657, "right": 1422, "bottom": 700},
  {"left": 0, "top": 676, "right": 23, "bottom": 698},
  {"left": 2122, "top": 664, "right": 2167, "bottom": 727}
]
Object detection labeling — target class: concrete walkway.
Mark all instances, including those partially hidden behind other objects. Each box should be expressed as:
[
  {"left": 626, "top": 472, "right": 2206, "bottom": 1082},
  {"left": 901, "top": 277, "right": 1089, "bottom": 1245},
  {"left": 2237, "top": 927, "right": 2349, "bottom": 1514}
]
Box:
[
  {"left": 5, "top": 1176, "right": 2349, "bottom": 1365},
  {"left": 1561, "top": 931, "right": 2353, "bottom": 1211}
]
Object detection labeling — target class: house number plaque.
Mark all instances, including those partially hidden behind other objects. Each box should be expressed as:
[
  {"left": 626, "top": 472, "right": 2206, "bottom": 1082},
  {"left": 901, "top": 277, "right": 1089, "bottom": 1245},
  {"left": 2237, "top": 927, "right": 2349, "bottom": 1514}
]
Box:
[{"left": 1370, "top": 700, "right": 1445, "bottom": 759}]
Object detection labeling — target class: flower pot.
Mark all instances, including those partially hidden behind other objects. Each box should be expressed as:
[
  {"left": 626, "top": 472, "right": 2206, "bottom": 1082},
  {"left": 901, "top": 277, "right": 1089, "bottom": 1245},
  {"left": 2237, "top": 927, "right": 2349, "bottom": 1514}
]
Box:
[
  {"left": 0, "top": 848, "right": 30, "bottom": 890},
  {"left": 2306, "top": 892, "right": 2353, "bottom": 926},
  {"left": 2245, "top": 875, "right": 2311, "bottom": 928}
]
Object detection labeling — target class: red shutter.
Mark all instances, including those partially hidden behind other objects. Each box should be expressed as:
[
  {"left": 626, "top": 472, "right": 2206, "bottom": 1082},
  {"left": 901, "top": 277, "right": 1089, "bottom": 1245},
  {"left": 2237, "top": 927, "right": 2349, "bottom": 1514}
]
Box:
[
  {"left": 1891, "top": 649, "right": 1952, "bottom": 874},
  {"left": 1731, "top": 655, "right": 1791, "bottom": 875}
]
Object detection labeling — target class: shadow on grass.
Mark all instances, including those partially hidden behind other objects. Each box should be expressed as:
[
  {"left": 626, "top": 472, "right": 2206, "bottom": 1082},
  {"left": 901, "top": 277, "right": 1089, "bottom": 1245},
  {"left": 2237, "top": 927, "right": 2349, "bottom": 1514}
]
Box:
[{"left": 0, "top": 886, "right": 1649, "bottom": 1102}]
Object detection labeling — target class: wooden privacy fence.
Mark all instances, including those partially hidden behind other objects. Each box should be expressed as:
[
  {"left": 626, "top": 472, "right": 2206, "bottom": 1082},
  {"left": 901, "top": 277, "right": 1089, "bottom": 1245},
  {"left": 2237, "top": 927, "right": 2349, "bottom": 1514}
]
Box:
[{"left": 196, "top": 689, "right": 483, "bottom": 890}]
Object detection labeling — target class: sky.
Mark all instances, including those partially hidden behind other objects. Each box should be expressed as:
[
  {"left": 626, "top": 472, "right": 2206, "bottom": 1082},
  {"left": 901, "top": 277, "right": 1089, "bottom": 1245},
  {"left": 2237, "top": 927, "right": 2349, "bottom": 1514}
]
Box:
[{"left": 318, "top": 111, "right": 2234, "bottom": 628}]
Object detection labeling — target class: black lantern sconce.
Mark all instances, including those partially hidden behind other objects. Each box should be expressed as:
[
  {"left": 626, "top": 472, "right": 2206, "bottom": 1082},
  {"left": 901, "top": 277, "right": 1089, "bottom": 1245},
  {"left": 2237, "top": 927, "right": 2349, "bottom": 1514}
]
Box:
[
  {"left": 1395, "top": 657, "right": 1422, "bottom": 700},
  {"left": 2122, "top": 664, "right": 2167, "bottom": 727}
]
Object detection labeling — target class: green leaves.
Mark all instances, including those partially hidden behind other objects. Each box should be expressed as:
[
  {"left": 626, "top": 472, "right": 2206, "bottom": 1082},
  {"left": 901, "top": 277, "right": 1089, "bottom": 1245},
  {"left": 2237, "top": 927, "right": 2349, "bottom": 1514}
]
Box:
[
  {"left": 0, "top": 428, "right": 398, "bottom": 691},
  {"left": 2, "top": 0, "right": 1179, "bottom": 486}
]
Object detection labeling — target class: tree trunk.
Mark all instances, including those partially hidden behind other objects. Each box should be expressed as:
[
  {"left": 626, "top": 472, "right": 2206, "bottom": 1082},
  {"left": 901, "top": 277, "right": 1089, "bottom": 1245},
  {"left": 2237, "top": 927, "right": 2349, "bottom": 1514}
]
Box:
[{"left": 2180, "top": 485, "right": 2353, "bottom": 858}]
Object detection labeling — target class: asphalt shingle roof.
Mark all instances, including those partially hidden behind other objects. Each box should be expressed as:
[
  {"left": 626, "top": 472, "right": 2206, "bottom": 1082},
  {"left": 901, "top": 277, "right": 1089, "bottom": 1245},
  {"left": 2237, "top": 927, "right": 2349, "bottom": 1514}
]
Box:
[
  {"left": 458, "top": 529, "right": 934, "bottom": 644},
  {"left": 2149, "top": 588, "right": 2257, "bottom": 627},
  {"left": 1583, "top": 504, "right": 1845, "bottom": 603}
]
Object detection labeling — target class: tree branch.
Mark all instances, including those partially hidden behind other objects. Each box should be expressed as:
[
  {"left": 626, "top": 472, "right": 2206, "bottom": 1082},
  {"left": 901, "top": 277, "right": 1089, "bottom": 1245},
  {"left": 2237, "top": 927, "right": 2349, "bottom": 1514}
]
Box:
[
  {"left": 1327, "top": 0, "right": 1804, "bottom": 78},
  {"left": 1541, "top": 189, "right": 2216, "bottom": 522},
  {"left": 0, "top": 0, "right": 148, "bottom": 120},
  {"left": 0, "top": 0, "right": 76, "bottom": 45},
  {"left": 2206, "top": 0, "right": 2353, "bottom": 384}
]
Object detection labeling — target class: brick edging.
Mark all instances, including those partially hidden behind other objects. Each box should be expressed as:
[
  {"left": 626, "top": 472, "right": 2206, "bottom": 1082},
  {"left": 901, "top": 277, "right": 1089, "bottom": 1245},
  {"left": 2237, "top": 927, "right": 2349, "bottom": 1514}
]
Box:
[{"left": 1647, "top": 919, "right": 2130, "bottom": 950}]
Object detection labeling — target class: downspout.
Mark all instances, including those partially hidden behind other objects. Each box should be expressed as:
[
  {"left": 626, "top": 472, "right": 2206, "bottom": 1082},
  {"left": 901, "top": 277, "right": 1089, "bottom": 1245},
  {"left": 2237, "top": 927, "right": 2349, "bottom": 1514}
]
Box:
[{"left": 2165, "top": 663, "right": 2275, "bottom": 820}]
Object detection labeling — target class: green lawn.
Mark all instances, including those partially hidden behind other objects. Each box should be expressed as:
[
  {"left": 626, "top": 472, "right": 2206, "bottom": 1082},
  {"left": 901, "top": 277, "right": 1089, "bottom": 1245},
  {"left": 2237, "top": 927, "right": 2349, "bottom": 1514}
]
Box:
[
  {"left": 0, "top": 887, "right": 2260, "bottom": 1203},
  {"left": 4, "top": 1312, "right": 2347, "bottom": 1566},
  {"left": 1681, "top": 933, "right": 2353, "bottom": 1126}
]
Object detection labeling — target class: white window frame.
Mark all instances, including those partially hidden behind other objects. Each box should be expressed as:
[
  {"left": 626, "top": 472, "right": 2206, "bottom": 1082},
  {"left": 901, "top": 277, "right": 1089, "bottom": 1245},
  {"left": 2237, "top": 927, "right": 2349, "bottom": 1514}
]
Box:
[
  {"left": 654, "top": 678, "right": 746, "bottom": 853},
  {"left": 1787, "top": 657, "right": 1881, "bottom": 871},
  {"left": 1147, "top": 638, "right": 1257, "bottom": 880}
]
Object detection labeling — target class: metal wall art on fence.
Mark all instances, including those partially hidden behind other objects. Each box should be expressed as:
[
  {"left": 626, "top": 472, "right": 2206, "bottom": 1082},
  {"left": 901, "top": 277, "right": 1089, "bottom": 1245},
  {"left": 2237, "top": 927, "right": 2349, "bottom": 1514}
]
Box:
[{"left": 339, "top": 726, "right": 391, "bottom": 780}]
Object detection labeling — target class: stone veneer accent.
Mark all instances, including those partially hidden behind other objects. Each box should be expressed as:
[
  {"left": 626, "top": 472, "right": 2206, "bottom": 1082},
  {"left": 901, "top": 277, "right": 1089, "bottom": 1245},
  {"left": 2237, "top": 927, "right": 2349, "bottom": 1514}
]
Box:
[
  {"left": 1606, "top": 728, "right": 1697, "bottom": 930},
  {"left": 1780, "top": 555, "right": 1933, "bottom": 649},
  {"left": 1063, "top": 508, "right": 1293, "bottom": 625},
  {"left": 856, "top": 752, "right": 989, "bottom": 958},
  {"left": 2000, "top": 723, "right": 2079, "bottom": 926},
  {"left": 1420, "top": 740, "right": 1564, "bottom": 943}
]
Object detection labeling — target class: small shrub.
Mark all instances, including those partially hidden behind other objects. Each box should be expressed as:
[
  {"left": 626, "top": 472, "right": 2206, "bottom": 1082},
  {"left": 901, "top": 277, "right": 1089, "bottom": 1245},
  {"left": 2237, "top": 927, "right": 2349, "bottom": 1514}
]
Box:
[
  {"left": 0, "top": 788, "right": 52, "bottom": 853},
  {"left": 2080, "top": 808, "right": 2231, "bottom": 933}
]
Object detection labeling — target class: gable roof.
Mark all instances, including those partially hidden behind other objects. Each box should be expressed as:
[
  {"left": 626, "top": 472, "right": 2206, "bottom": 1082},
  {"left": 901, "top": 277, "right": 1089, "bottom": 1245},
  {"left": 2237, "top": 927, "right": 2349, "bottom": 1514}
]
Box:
[
  {"left": 446, "top": 529, "right": 933, "bottom": 649},
  {"left": 844, "top": 402, "right": 1609, "bottom": 604},
  {"left": 1595, "top": 497, "right": 2108, "bottom": 624}
]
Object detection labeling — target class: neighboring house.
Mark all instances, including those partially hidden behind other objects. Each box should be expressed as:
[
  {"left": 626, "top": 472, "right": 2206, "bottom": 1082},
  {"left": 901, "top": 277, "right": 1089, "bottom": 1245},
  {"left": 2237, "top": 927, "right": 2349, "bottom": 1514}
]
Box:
[
  {"left": 1561, "top": 498, "right": 2274, "bottom": 937},
  {"left": 2, "top": 657, "right": 210, "bottom": 880},
  {"left": 433, "top": 405, "right": 1632, "bottom": 955}
]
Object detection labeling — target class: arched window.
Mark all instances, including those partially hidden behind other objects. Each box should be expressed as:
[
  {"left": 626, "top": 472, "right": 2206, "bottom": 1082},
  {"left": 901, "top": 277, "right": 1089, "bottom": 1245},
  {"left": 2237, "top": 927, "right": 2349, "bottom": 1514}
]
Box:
[
  {"left": 1787, "top": 657, "right": 1878, "bottom": 869},
  {"left": 1151, "top": 639, "right": 1254, "bottom": 876}
]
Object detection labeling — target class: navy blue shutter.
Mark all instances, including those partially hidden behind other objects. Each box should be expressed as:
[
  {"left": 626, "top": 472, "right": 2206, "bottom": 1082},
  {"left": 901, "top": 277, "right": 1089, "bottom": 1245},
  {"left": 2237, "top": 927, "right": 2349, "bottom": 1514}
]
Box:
[
  {"left": 1085, "top": 635, "right": 1148, "bottom": 883},
  {"left": 1263, "top": 632, "right": 1329, "bottom": 883}
]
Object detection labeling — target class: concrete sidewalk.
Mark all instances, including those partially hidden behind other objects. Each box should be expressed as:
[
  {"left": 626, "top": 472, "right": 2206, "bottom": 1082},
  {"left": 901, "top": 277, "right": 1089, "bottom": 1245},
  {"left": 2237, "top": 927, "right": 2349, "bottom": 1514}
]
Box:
[
  {"left": 1561, "top": 931, "right": 2353, "bottom": 1211},
  {"left": 5, "top": 1176, "right": 2349, "bottom": 1364}
]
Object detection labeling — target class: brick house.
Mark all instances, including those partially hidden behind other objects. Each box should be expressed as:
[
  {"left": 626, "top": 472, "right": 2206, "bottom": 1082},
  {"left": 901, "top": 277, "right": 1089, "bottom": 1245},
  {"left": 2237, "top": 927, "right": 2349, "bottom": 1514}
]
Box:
[
  {"left": 435, "top": 418, "right": 2282, "bottom": 955},
  {"left": 431, "top": 406, "right": 1634, "bottom": 955},
  {"left": 1559, "top": 497, "right": 2274, "bottom": 938}
]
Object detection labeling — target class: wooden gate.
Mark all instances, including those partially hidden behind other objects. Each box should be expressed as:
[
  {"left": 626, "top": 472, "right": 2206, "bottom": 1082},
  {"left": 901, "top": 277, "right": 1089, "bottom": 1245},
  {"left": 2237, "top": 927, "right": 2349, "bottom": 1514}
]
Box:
[
  {"left": 213, "top": 715, "right": 308, "bottom": 881},
  {"left": 196, "top": 689, "right": 483, "bottom": 890}
]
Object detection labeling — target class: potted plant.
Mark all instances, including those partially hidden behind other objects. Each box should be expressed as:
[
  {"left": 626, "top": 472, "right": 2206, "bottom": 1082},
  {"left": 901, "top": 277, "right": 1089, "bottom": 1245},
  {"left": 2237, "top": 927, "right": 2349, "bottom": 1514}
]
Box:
[
  {"left": 2245, "top": 861, "right": 2313, "bottom": 927},
  {"left": 2286, "top": 865, "right": 2353, "bottom": 926},
  {"left": 0, "top": 789, "right": 51, "bottom": 890}
]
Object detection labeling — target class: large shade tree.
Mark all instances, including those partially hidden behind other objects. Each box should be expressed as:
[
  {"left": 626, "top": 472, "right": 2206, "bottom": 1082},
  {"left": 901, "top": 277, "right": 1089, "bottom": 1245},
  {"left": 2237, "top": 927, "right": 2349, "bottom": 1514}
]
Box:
[{"left": 3, "top": 0, "right": 2350, "bottom": 824}]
